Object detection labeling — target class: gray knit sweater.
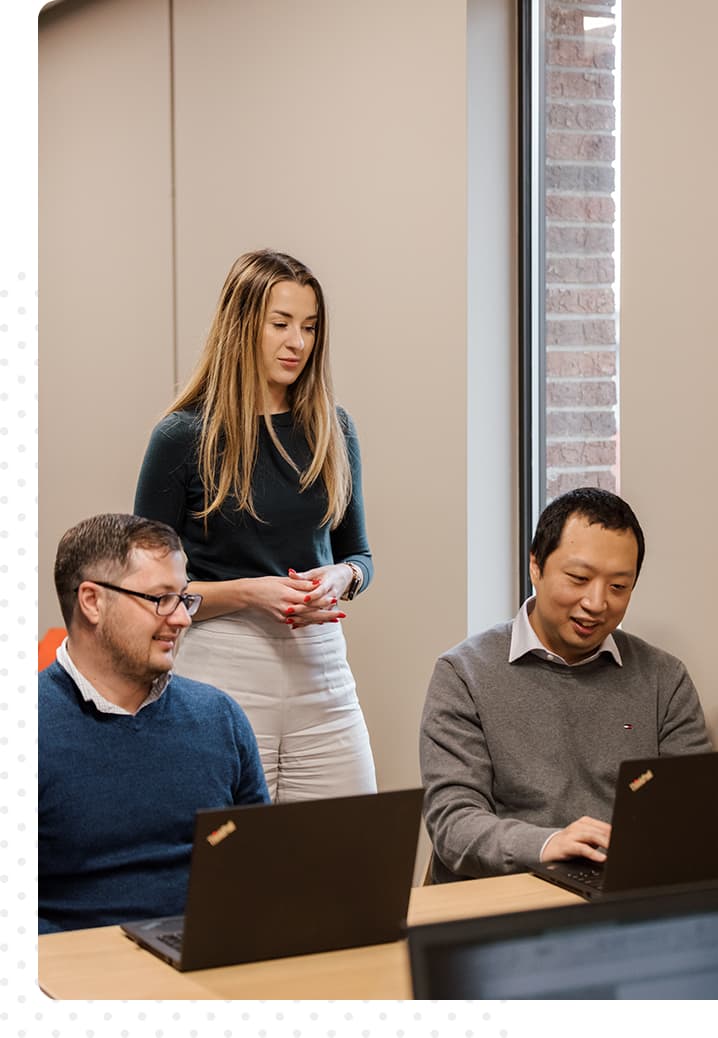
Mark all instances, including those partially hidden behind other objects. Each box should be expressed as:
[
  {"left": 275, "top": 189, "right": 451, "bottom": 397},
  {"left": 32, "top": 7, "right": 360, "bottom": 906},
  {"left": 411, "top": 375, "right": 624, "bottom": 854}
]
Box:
[{"left": 420, "top": 622, "right": 713, "bottom": 883}]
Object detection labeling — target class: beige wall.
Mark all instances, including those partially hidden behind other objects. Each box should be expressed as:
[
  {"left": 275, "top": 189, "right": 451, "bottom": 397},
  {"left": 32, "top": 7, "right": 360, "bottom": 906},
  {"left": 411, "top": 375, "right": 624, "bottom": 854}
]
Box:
[
  {"left": 39, "top": 0, "right": 471, "bottom": 794},
  {"left": 39, "top": 0, "right": 175, "bottom": 621},
  {"left": 621, "top": 0, "right": 718, "bottom": 743}
]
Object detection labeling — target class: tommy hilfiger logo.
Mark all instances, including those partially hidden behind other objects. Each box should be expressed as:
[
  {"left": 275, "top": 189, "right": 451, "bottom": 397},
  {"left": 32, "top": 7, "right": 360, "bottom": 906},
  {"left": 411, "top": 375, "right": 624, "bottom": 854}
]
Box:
[
  {"left": 206, "top": 820, "right": 237, "bottom": 846},
  {"left": 629, "top": 768, "right": 654, "bottom": 792}
]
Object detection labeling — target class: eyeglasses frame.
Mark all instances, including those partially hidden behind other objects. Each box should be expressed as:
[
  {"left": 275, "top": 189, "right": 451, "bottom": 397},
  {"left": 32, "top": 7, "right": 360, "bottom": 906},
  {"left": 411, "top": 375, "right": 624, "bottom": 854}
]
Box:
[{"left": 74, "top": 579, "right": 202, "bottom": 617}]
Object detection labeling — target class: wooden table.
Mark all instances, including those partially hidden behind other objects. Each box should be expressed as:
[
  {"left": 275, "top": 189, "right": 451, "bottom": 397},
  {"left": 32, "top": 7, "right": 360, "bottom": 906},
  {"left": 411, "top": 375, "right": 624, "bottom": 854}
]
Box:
[{"left": 38, "top": 873, "right": 583, "bottom": 999}]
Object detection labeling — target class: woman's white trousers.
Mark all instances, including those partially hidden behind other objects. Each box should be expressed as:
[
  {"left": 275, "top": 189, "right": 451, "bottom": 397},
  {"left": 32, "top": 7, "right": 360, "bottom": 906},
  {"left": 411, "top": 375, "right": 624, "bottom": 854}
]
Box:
[{"left": 173, "top": 610, "right": 377, "bottom": 802}]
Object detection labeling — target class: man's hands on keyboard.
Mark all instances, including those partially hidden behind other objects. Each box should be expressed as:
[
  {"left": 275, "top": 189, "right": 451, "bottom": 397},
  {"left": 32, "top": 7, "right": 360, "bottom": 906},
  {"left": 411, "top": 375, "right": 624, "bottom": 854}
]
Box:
[{"left": 540, "top": 815, "right": 611, "bottom": 864}]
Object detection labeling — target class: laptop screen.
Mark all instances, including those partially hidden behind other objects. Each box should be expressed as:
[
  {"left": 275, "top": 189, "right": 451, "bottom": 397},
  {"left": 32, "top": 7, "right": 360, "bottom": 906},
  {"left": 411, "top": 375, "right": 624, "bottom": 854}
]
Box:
[{"left": 409, "top": 884, "right": 718, "bottom": 998}]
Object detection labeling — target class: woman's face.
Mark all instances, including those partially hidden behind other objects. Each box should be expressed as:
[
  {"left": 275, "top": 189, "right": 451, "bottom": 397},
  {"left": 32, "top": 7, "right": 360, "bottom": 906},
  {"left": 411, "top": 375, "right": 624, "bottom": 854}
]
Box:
[{"left": 259, "top": 280, "right": 318, "bottom": 411}]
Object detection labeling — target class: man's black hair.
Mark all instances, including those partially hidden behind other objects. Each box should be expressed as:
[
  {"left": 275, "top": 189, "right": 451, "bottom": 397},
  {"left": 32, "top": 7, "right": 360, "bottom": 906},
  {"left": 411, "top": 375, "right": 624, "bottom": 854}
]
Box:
[{"left": 530, "top": 487, "right": 645, "bottom": 582}]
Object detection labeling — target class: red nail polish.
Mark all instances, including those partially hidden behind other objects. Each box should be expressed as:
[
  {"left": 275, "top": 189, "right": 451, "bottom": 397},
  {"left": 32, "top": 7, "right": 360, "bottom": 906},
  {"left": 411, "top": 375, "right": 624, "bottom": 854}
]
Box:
[
  {"left": 330, "top": 597, "right": 337, "bottom": 605},
  {"left": 337, "top": 612, "right": 346, "bottom": 619},
  {"left": 288, "top": 568, "right": 297, "bottom": 577},
  {"left": 331, "top": 618, "right": 339, "bottom": 623},
  {"left": 304, "top": 595, "right": 311, "bottom": 603},
  {"left": 286, "top": 607, "right": 295, "bottom": 615},
  {"left": 312, "top": 579, "right": 320, "bottom": 586}
]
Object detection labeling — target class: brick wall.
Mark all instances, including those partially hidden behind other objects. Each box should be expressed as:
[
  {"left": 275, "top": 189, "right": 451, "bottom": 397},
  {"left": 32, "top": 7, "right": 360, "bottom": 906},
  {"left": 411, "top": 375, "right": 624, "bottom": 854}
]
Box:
[{"left": 544, "top": 0, "right": 619, "bottom": 499}]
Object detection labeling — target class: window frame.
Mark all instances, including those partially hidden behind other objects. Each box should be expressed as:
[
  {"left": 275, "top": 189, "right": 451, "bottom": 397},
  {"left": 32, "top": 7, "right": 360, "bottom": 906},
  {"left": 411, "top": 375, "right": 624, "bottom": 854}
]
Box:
[{"left": 517, "top": 0, "right": 546, "bottom": 600}]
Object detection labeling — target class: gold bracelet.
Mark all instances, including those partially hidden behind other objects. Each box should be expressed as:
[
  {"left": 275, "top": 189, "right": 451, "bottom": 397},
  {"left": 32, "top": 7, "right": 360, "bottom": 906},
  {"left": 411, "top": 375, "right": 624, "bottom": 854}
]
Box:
[{"left": 340, "top": 561, "right": 363, "bottom": 601}]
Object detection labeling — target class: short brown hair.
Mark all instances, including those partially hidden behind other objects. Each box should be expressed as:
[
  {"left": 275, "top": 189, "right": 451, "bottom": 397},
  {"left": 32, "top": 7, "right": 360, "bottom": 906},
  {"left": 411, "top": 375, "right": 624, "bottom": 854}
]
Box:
[{"left": 54, "top": 513, "right": 183, "bottom": 627}]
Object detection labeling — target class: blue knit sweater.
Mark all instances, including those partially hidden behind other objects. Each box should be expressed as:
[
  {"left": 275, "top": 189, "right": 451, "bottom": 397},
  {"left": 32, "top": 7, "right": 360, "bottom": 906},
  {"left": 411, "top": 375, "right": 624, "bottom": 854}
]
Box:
[{"left": 38, "top": 662, "right": 269, "bottom": 933}]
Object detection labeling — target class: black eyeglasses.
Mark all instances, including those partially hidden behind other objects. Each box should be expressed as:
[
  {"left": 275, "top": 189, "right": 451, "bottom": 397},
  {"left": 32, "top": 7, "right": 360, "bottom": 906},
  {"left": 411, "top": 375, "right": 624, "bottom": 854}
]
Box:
[{"left": 76, "top": 580, "right": 203, "bottom": 617}]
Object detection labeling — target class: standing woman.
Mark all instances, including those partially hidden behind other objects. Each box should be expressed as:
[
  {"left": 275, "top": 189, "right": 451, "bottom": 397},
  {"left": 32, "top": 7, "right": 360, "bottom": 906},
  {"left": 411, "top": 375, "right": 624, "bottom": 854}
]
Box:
[{"left": 134, "top": 250, "right": 376, "bottom": 801}]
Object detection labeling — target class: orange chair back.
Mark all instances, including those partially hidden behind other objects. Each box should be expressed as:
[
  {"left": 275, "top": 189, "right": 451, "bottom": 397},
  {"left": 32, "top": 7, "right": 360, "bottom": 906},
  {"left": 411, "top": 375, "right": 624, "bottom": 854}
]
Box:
[{"left": 38, "top": 627, "right": 66, "bottom": 671}]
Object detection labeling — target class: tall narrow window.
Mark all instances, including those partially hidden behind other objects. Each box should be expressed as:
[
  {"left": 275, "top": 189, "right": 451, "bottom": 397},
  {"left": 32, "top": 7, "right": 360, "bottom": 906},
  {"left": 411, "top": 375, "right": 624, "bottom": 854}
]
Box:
[{"left": 519, "top": 0, "right": 621, "bottom": 592}]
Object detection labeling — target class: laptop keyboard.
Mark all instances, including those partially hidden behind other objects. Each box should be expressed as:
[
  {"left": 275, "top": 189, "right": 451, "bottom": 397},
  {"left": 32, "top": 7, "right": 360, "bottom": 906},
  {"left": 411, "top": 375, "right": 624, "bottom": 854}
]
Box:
[
  {"left": 564, "top": 864, "right": 605, "bottom": 889},
  {"left": 158, "top": 931, "right": 184, "bottom": 952}
]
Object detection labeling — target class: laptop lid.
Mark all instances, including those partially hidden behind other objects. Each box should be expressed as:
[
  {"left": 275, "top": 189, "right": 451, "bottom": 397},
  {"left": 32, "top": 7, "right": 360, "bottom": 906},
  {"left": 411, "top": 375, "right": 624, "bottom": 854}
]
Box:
[
  {"left": 533, "top": 751, "right": 718, "bottom": 897},
  {"left": 408, "top": 882, "right": 718, "bottom": 998},
  {"left": 123, "top": 787, "right": 424, "bottom": 971}
]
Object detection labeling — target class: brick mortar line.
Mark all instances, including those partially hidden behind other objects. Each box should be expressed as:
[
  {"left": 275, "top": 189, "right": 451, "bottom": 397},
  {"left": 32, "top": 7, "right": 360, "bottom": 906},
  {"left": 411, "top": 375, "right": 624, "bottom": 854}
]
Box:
[
  {"left": 546, "top": 66, "right": 616, "bottom": 75},
  {"left": 546, "top": 254, "right": 616, "bottom": 260},
  {"left": 547, "top": 130, "right": 614, "bottom": 139},
  {"left": 548, "top": 102, "right": 616, "bottom": 110},
  {"left": 548, "top": 2, "right": 618, "bottom": 9},
  {"left": 546, "top": 314, "right": 618, "bottom": 321},
  {"left": 547, "top": 222, "right": 614, "bottom": 228},
  {"left": 547, "top": 36, "right": 616, "bottom": 45},
  {"left": 546, "top": 159, "right": 616, "bottom": 167},
  {"left": 548, "top": 1, "right": 618, "bottom": 7},
  {"left": 546, "top": 466, "right": 616, "bottom": 474},
  {"left": 547, "top": 103, "right": 616, "bottom": 111},
  {"left": 546, "top": 285, "right": 617, "bottom": 291},
  {"left": 547, "top": 375, "right": 617, "bottom": 382}
]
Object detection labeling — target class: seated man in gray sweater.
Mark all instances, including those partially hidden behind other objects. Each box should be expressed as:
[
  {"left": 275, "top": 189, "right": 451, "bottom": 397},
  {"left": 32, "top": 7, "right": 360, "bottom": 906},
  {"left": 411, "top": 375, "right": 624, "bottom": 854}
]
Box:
[
  {"left": 39, "top": 514, "right": 269, "bottom": 932},
  {"left": 420, "top": 487, "right": 713, "bottom": 883}
]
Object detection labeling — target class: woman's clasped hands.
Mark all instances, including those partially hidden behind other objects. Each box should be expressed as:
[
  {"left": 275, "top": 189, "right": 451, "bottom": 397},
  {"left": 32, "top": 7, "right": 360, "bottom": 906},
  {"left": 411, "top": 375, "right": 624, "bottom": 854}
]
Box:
[
  {"left": 242, "top": 565, "right": 353, "bottom": 627},
  {"left": 283, "top": 564, "right": 353, "bottom": 628}
]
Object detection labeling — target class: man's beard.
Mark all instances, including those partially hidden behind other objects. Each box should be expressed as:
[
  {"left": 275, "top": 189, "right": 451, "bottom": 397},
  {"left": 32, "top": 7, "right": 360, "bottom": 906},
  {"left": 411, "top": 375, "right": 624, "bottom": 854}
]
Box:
[{"left": 97, "top": 616, "right": 168, "bottom": 689}]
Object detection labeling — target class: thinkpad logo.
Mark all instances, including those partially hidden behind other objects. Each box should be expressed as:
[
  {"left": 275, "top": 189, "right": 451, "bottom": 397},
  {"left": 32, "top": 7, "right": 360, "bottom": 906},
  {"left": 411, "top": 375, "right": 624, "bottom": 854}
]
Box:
[
  {"left": 629, "top": 768, "right": 654, "bottom": 792},
  {"left": 206, "top": 819, "right": 237, "bottom": 846}
]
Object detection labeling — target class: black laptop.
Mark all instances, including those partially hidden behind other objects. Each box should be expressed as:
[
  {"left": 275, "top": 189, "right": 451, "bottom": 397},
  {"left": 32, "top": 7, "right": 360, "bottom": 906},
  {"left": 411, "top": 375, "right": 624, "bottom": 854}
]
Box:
[
  {"left": 532, "top": 751, "right": 718, "bottom": 899},
  {"left": 120, "top": 787, "right": 424, "bottom": 971},
  {"left": 408, "top": 882, "right": 718, "bottom": 998}
]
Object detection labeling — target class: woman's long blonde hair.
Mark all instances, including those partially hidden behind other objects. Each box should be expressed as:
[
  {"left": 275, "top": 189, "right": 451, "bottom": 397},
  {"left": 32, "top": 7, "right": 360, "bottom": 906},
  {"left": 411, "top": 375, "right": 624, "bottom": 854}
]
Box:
[{"left": 167, "top": 250, "right": 351, "bottom": 528}]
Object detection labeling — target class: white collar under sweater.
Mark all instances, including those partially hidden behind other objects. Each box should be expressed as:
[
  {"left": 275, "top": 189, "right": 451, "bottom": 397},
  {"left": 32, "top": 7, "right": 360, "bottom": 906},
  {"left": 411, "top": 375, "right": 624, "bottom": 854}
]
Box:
[
  {"left": 56, "top": 637, "right": 171, "bottom": 715},
  {"left": 509, "top": 597, "right": 622, "bottom": 667}
]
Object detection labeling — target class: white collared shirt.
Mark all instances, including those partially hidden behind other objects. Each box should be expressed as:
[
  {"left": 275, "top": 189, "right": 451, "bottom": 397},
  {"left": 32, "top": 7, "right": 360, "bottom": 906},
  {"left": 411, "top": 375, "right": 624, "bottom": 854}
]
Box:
[
  {"left": 507, "top": 597, "right": 621, "bottom": 861},
  {"left": 55, "top": 637, "right": 170, "bottom": 715},
  {"left": 509, "top": 597, "right": 622, "bottom": 667}
]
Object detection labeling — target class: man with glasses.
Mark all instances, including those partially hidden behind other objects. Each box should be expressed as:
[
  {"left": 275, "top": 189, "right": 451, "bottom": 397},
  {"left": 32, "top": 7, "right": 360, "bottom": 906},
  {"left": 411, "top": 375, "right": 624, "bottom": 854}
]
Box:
[{"left": 39, "top": 513, "right": 269, "bottom": 933}]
